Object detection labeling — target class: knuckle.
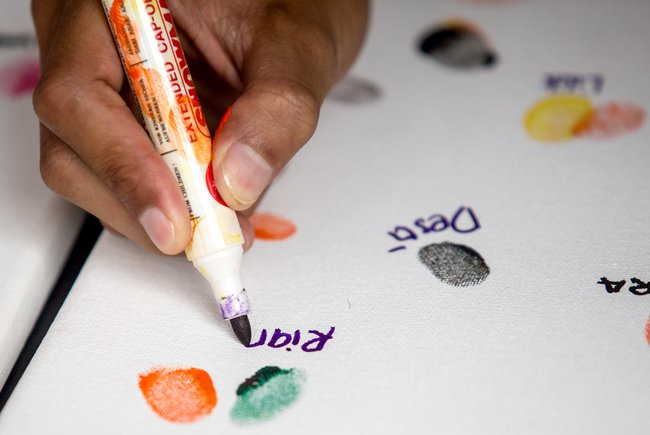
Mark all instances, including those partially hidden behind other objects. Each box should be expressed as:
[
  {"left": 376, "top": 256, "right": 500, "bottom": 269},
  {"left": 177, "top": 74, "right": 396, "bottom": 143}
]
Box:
[
  {"left": 97, "top": 150, "right": 153, "bottom": 205},
  {"left": 258, "top": 2, "right": 295, "bottom": 30},
  {"left": 300, "top": 25, "right": 339, "bottom": 73},
  {"left": 32, "top": 73, "right": 69, "bottom": 124},
  {"left": 34, "top": 71, "right": 122, "bottom": 127},
  {"left": 263, "top": 80, "right": 320, "bottom": 142},
  {"left": 39, "top": 134, "right": 74, "bottom": 194}
]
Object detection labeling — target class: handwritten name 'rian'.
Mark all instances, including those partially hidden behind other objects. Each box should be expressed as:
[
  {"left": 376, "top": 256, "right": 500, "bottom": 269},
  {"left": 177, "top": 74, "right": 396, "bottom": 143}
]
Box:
[{"left": 248, "top": 327, "right": 335, "bottom": 352}]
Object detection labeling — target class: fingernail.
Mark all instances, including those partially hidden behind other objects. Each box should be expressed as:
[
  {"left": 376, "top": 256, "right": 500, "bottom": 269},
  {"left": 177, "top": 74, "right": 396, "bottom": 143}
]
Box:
[
  {"left": 220, "top": 143, "right": 273, "bottom": 206},
  {"left": 139, "top": 208, "right": 175, "bottom": 253}
]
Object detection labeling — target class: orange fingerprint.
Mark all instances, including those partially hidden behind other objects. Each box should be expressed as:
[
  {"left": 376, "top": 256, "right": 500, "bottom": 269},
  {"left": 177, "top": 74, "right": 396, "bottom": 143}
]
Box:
[
  {"left": 578, "top": 102, "right": 645, "bottom": 139},
  {"left": 645, "top": 316, "right": 650, "bottom": 345},
  {"left": 138, "top": 367, "right": 217, "bottom": 423},
  {"left": 250, "top": 213, "right": 297, "bottom": 240}
]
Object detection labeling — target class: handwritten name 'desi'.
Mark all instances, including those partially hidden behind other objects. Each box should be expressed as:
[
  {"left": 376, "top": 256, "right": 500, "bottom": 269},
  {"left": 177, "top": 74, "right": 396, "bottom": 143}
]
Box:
[{"left": 387, "top": 206, "right": 480, "bottom": 253}]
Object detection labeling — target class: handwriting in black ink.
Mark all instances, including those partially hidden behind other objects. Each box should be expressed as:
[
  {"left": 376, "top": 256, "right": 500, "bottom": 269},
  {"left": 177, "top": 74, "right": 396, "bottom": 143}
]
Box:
[{"left": 597, "top": 277, "right": 649, "bottom": 295}]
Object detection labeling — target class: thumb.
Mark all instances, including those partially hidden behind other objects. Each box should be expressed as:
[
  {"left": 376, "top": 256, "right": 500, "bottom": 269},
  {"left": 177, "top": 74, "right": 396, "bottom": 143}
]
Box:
[
  {"left": 212, "top": 78, "right": 322, "bottom": 210},
  {"left": 211, "top": 17, "right": 340, "bottom": 210}
]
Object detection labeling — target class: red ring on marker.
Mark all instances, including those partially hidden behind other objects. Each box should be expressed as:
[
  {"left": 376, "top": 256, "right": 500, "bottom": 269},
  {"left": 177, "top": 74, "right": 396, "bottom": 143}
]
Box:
[{"left": 206, "top": 162, "right": 227, "bottom": 206}]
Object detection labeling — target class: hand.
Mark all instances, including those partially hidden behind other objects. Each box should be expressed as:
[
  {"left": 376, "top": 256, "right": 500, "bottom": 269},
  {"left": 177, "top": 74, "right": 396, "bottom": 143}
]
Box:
[{"left": 32, "top": 0, "right": 369, "bottom": 254}]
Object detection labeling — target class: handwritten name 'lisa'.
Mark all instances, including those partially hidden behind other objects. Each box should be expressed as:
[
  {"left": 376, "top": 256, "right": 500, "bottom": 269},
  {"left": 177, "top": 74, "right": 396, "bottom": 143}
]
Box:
[{"left": 387, "top": 206, "right": 480, "bottom": 253}]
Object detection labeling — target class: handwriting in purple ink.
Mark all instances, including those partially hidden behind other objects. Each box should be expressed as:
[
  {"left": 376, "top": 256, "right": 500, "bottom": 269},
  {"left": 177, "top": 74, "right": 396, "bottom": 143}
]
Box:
[
  {"left": 248, "top": 327, "right": 335, "bottom": 352},
  {"left": 544, "top": 73, "right": 604, "bottom": 95},
  {"left": 387, "top": 206, "right": 480, "bottom": 253}
]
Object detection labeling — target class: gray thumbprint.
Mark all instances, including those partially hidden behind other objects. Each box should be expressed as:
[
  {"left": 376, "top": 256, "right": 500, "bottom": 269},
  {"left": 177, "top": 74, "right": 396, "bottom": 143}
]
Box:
[{"left": 418, "top": 242, "right": 489, "bottom": 286}]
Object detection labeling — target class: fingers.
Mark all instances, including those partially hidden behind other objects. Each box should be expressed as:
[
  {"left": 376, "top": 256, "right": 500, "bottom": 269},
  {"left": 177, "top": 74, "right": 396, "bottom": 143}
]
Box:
[
  {"left": 33, "top": 0, "right": 190, "bottom": 254},
  {"left": 39, "top": 125, "right": 161, "bottom": 252},
  {"left": 31, "top": 0, "right": 64, "bottom": 62},
  {"left": 211, "top": 0, "right": 369, "bottom": 211},
  {"left": 212, "top": 81, "right": 319, "bottom": 211},
  {"left": 237, "top": 214, "right": 255, "bottom": 252}
]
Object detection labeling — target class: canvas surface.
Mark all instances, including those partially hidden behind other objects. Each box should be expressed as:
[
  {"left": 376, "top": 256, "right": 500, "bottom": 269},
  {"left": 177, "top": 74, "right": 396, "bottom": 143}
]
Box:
[
  {"left": 1, "top": 0, "right": 649, "bottom": 433},
  {"left": 0, "top": 3, "right": 83, "bottom": 388}
]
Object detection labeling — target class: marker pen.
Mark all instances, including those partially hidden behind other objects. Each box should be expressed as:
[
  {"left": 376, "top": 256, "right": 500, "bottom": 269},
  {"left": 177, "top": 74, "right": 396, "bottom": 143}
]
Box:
[{"left": 100, "top": 0, "right": 252, "bottom": 345}]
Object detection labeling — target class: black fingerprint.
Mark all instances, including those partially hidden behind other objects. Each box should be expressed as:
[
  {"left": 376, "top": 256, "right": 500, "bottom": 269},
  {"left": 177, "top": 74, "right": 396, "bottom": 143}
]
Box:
[
  {"left": 418, "top": 242, "right": 490, "bottom": 286},
  {"left": 418, "top": 25, "right": 497, "bottom": 69}
]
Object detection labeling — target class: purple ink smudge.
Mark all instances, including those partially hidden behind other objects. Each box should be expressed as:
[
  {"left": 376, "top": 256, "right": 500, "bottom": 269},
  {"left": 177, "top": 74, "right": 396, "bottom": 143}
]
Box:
[{"left": 219, "top": 289, "right": 251, "bottom": 319}]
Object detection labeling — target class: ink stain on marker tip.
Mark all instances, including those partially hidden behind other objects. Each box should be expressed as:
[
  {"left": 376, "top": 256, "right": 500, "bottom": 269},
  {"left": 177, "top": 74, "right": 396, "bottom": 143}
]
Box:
[
  {"left": 231, "top": 366, "right": 305, "bottom": 423},
  {"left": 418, "top": 242, "right": 490, "bottom": 286}
]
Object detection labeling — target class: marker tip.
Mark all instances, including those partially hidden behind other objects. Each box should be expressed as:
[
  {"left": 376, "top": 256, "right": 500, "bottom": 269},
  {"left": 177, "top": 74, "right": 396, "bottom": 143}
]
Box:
[{"left": 230, "top": 315, "right": 252, "bottom": 347}]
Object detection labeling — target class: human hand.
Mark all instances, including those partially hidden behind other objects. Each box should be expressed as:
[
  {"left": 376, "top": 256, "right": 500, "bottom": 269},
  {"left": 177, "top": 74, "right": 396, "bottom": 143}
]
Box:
[{"left": 32, "top": 0, "right": 369, "bottom": 254}]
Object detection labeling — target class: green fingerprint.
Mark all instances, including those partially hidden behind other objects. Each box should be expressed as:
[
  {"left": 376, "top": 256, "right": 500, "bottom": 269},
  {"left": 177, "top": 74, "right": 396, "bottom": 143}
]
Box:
[{"left": 231, "top": 366, "right": 306, "bottom": 423}]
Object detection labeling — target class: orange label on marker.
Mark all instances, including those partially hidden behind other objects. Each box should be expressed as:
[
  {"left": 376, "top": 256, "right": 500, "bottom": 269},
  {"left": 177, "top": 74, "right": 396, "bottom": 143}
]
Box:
[{"left": 101, "top": 0, "right": 243, "bottom": 260}]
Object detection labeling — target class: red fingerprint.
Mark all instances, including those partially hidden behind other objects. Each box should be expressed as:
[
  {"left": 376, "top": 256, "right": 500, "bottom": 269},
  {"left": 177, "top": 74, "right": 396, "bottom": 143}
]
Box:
[
  {"left": 578, "top": 102, "right": 645, "bottom": 139},
  {"left": 250, "top": 213, "right": 297, "bottom": 240},
  {"left": 645, "top": 316, "right": 650, "bottom": 345},
  {"left": 138, "top": 367, "right": 217, "bottom": 423}
]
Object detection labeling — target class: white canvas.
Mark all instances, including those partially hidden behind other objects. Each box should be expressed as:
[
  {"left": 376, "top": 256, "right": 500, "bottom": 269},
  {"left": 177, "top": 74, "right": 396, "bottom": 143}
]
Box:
[
  {"left": 1, "top": 0, "right": 649, "bottom": 433},
  {"left": 0, "top": 4, "right": 84, "bottom": 387}
]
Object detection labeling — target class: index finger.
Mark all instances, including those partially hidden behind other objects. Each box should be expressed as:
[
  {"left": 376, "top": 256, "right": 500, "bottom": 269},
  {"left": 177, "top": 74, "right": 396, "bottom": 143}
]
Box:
[{"left": 33, "top": 0, "right": 191, "bottom": 254}]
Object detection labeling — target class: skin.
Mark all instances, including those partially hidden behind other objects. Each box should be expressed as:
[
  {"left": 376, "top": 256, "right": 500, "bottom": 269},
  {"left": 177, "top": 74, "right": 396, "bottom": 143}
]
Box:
[{"left": 31, "top": 0, "right": 369, "bottom": 254}]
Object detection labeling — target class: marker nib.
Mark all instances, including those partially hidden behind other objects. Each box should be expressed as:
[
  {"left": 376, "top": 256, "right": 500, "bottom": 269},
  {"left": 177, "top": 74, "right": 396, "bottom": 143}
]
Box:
[{"left": 230, "top": 315, "right": 252, "bottom": 347}]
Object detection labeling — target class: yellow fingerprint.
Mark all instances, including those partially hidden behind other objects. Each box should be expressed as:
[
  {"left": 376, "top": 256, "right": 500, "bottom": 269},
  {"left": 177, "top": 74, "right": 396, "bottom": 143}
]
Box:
[{"left": 524, "top": 95, "right": 594, "bottom": 142}]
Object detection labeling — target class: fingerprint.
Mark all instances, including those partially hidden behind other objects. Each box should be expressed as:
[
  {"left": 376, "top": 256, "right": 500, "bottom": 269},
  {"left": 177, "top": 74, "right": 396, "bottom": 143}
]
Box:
[
  {"left": 418, "top": 22, "right": 497, "bottom": 70},
  {"left": 329, "top": 76, "right": 381, "bottom": 104},
  {"left": 418, "top": 242, "right": 490, "bottom": 286}
]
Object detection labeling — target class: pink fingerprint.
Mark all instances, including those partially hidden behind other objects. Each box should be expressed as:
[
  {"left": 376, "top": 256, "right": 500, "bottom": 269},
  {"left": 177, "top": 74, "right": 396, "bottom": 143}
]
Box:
[
  {"left": 0, "top": 58, "right": 40, "bottom": 97},
  {"left": 578, "top": 102, "right": 645, "bottom": 139}
]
